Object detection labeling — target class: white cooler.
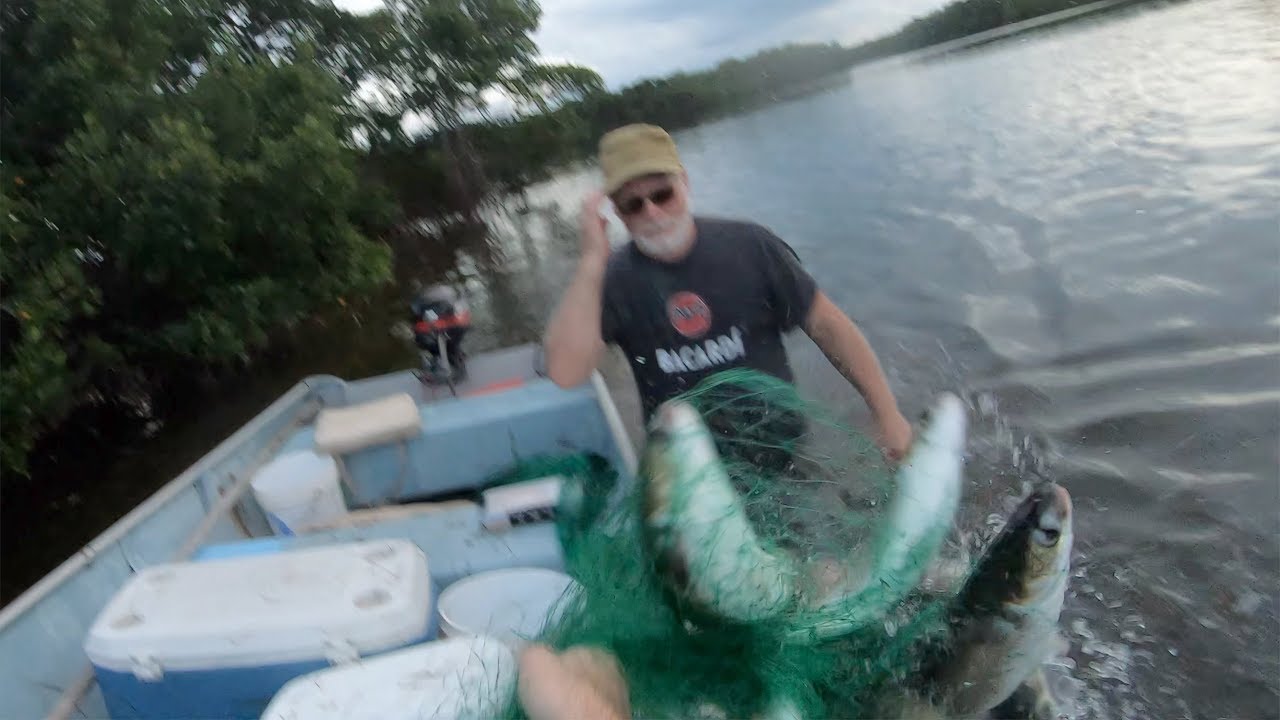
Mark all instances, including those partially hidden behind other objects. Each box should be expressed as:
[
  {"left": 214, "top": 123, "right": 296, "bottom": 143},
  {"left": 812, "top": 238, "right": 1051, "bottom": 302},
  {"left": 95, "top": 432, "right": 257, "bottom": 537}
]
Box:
[
  {"left": 84, "top": 539, "right": 434, "bottom": 720},
  {"left": 262, "top": 634, "right": 517, "bottom": 720},
  {"left": 250, "top": 449, "right": 348, "bottom": 535}
]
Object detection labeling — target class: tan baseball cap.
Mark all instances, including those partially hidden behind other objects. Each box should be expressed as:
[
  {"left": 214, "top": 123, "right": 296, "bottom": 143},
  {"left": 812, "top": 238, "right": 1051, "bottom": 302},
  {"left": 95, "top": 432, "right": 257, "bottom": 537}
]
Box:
[{"left": 599, "top": 124, "right": 683, "bottom": 195}]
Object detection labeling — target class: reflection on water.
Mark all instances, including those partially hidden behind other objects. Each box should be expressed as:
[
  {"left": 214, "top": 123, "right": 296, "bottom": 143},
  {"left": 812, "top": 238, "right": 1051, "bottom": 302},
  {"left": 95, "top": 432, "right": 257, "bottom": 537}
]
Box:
[
  {"left": 515, "top": 3, "right": 1280, "bottom": 717},
  {"left": 6, "top": 0, "right": 1278, "bottom": 717}
]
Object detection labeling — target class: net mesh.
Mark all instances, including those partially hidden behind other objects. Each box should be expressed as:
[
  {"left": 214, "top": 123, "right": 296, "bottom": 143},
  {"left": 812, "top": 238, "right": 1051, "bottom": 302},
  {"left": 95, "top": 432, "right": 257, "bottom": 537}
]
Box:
[{"left": 496, "top": 369, "right": 967, "bottom": 719}]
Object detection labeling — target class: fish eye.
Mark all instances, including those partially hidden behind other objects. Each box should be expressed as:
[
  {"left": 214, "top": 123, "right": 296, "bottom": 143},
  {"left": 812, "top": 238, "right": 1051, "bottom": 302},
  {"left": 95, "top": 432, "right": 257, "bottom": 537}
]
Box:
[
  {"left": 919, "top": 407, "right": 932, "bottom": 424},
  {"left": 1033, "top": 527, "right": 1060, "bottom": 547}
]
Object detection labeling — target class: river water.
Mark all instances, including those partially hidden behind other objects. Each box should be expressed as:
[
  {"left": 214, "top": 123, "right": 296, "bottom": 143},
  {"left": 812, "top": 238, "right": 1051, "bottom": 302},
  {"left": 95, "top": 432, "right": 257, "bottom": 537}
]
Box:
[
  {"left": 477, "top": 2, "right": 1280, "bottom": 716},
  {"left": 6, "top": 0, "right": 1277, "bottom": 717}
]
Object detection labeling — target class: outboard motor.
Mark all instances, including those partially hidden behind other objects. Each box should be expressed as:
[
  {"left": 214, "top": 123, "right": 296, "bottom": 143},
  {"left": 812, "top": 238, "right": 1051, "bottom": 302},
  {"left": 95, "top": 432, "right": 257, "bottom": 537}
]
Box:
[{"left": 410, "top": 284, "right": 471, "bottom": 385}]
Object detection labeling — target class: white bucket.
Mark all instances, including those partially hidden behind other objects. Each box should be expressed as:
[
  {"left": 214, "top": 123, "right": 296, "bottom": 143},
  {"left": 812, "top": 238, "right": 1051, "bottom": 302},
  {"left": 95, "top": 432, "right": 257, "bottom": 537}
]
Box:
[
  {"left": 437, "top": 568, "right": 578, "bottom": 647},
  {"left": 250, "top": 450, "right": 347, "bottom": 536}
]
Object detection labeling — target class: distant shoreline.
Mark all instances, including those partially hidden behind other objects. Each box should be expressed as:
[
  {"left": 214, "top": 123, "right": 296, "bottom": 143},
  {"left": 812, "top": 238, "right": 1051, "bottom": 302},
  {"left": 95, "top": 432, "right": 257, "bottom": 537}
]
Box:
[
  {"left": 509, "top": 0, "right": 1158, "bottom": 195},
  {"left": 900, "top": 0, "right": 1148, "bottom": 61}
]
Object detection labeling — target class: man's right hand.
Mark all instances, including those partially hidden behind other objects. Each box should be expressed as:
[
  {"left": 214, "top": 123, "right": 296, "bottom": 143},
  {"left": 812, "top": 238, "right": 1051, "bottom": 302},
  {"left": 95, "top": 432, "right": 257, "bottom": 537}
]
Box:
[{"left": 579, "top": 191, "right": 611, "bottom": 264}]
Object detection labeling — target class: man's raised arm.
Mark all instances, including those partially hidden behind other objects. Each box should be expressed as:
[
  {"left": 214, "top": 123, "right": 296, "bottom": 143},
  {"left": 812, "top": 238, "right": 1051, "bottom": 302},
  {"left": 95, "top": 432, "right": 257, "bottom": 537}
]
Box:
[{"left": 543, "top": 193, "right": 612, "bottom": 388}]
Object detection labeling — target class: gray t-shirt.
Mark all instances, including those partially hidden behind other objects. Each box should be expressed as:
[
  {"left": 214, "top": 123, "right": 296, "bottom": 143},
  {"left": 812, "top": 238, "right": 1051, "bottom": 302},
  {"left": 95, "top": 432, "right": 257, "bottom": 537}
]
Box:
[{"left": 601, "top": 216, "right": 818, "bottom": 418}]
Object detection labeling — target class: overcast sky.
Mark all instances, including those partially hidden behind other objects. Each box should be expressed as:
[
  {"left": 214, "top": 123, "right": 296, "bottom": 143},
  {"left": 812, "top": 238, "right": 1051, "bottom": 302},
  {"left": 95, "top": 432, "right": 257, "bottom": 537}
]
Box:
[{"left": 337, "top": 0, "right": 948, "bottom": 88}]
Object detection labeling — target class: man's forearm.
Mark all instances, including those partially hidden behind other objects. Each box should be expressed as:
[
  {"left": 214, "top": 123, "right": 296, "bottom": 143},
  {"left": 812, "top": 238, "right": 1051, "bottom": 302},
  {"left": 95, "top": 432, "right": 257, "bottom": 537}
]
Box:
[
  {"left": 543, "top": 257, "right": 608, "bottom": 387},
  {"left": 804, "top": 292, "right": 900, "bottom": 418}
]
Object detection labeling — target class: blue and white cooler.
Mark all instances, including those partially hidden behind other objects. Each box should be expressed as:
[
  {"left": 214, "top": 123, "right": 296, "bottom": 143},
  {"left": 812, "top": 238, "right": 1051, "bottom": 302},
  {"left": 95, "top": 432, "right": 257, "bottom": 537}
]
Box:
[{"left": 83, "top": 539, "right": 435, "bottom": 720}]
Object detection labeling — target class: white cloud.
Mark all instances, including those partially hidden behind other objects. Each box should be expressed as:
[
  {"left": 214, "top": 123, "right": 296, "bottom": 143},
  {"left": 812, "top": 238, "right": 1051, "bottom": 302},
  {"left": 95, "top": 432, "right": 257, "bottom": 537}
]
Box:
[
  {"left": 333, "top": 0, "right": 951, "bottom": 88},
  {"left": 531, "top": 0, "right": 951, "bottom": 87}
]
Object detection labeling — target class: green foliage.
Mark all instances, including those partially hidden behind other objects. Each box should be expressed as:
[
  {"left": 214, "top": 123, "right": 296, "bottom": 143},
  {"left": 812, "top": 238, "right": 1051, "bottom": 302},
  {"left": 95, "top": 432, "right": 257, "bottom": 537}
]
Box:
[
  {"left": 1, "top": 0, "right": 393, "bottom": 478},
  {"left": 897, "top": 0, "right": 1087, "bottom": 46},
  {"left": 376, "top": 0, "right": 540, "bottom": 122},
  {"left": 348, "top": 0, "right": 604, "bottom": 133},
  {"left": 0, "top": 187, "right": 94, "bottom": 475},
  {"left": 354, "top": 0, "right": 601, "bottom": 216}
]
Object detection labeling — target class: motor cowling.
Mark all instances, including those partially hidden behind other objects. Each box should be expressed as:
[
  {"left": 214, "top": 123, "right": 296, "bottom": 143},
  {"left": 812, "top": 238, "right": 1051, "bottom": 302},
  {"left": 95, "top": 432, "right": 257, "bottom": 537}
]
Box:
[
  {"left": 410, "top": 284, "right": 470, "bottom": 382},
  {"left": 411, "top": 285, "right": 470, "bottom": 338}
]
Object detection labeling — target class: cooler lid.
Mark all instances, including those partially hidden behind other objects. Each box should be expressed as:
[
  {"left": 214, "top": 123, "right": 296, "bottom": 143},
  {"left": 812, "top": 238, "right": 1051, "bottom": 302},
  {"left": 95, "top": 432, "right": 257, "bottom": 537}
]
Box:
[
  {"left": 85, "top": 540, "right": 431, "bottom": 673},
  {"left": 261, "top": 635, "right": 516, "bottom": 720}
]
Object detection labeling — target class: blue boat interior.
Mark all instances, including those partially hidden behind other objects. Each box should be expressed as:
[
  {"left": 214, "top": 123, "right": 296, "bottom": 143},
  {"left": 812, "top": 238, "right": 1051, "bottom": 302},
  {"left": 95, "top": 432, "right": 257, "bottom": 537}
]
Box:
[{"left": 0, "top": 345, "right": 639, "bottom": 719}]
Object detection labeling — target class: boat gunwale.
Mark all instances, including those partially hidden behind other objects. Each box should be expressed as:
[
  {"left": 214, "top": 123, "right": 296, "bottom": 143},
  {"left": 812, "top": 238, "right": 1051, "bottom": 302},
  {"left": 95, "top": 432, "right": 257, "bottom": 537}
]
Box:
[
  {"left": 0, "top": 374, "right": 345, "bottom": 629},
  {"left": 592, "top": 372, "right": 638, "bottom": 477}
]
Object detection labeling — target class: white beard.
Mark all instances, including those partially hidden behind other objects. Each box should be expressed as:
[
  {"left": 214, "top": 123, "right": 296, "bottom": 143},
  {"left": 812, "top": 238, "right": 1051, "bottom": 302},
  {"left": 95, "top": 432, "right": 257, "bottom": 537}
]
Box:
[{"left": 632, "top": 213, "right": 695, "bottom": 259}]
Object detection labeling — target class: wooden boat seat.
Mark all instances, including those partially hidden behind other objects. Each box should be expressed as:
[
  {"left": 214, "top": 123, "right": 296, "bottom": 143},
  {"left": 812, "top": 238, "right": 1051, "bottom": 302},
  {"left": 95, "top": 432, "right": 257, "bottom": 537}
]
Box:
[
  {"left": 314, "top": 393, "right": 423, "bottom": 456},
  {"left": 313, "top": 393, "right": 424, "bottom": 507}
]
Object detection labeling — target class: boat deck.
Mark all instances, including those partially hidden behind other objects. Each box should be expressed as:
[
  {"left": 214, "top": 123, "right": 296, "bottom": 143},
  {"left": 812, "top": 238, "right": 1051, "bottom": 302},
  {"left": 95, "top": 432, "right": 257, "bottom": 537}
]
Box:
[{"left": 0, "top": 344, "right": 638, "bottom": 719}]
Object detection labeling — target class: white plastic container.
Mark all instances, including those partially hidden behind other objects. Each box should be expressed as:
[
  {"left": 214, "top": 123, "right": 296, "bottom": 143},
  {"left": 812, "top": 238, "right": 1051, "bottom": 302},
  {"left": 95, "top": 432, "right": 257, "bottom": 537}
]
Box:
[
  {"left": 437, "top": 568, "right": 578, "bottom": 645},
  {"left": 480, "top": 476, "right": 563, "bottom": 531},
  {"left": 250, "top": 449, "right": 347, "bottom": 535},
  {"left": 84, "top": 540, "right": 434, "bottom": 720},
  {"left": 261, "top": 634, "right": 516, "bottom": 720}
]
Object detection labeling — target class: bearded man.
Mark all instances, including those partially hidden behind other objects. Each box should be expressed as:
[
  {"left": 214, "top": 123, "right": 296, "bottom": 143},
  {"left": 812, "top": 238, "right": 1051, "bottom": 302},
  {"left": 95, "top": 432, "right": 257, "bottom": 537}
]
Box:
[{"left": 542, "top": 124, "right": 912, "bottom": 462}]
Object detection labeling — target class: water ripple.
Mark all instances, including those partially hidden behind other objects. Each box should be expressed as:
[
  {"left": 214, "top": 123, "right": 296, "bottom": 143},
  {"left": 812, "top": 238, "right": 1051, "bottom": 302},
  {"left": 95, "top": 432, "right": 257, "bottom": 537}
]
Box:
[
  {"left": 515, "top": 3, "right": 1280, "bottom": 717},
  {"left": 993, "top": 341, "right": 1280, "bottom": 388}
]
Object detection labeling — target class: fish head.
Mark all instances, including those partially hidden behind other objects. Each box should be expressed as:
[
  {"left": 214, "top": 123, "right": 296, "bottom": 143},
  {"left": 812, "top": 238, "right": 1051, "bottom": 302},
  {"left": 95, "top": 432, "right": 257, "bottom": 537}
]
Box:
[
  {"left": 639, "top": 400, "right": 723, "bottom": 515},
  {"left": 960, "top": 482, "right": 1074, "bottom": 612},
  {"left": 931, "top": 483, "right": 1074, "bottom": 716},
  {"left": 642, "top": 400, "right": 721, "bottom": 470},
  {"left": 649, "top": 398, "right": 710, "bottom": 439},
  {"left": 1021, "top": 482, "right": 1074, "bottom": 606}
]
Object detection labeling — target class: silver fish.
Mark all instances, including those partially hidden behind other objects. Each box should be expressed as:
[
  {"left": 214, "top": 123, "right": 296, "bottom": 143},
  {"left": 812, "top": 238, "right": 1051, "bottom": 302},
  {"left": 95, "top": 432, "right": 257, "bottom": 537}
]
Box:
[
  {"left": 787, "top": 392, "right": 968, "bottom": 643},
  {"left": 640, "top": 399, "right": 800, "bottom": 623},
  {"left": 640, "top": 392, "right": 968, "bottom": 635},
  {"left": 903, "top": 482, "right": 1075, "bottom": 719}
]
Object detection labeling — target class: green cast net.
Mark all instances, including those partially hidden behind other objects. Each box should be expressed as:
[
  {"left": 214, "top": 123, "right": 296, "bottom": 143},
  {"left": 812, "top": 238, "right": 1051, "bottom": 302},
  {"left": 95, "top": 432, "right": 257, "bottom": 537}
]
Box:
[{"left": 496, "top": 369, "right": 968, "bottom": 719}]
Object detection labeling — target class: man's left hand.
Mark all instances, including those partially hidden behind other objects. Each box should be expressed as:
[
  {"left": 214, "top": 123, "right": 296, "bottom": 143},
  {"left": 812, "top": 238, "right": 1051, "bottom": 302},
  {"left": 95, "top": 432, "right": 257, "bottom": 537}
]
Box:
[{"left": 875, "top": 409, "right": 913, "bottom": 464}]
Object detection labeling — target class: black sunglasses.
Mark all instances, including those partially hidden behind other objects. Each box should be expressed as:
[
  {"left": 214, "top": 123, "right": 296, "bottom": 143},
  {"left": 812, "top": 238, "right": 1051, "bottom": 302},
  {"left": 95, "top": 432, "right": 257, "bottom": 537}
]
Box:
[{"left": 615, "top": 185, "right": 676, "bottom": 216}]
